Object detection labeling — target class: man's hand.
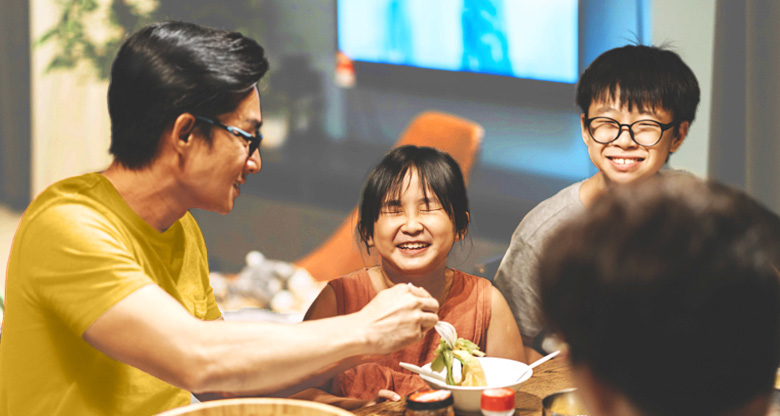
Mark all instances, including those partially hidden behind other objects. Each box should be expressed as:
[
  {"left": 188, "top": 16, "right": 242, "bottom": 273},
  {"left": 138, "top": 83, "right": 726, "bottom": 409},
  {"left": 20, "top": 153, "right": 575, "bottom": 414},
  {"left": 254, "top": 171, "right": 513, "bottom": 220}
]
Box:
[{"left": 356, "top": 283, "right": 439, "bottom": 355}]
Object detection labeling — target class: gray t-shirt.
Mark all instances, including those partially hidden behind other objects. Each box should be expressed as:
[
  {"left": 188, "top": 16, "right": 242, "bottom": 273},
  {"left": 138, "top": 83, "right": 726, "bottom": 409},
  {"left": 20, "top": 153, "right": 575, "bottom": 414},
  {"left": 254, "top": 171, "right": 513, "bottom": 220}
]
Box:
[{"left": 492, "top": 180, "right": 585, "bottom": 349}]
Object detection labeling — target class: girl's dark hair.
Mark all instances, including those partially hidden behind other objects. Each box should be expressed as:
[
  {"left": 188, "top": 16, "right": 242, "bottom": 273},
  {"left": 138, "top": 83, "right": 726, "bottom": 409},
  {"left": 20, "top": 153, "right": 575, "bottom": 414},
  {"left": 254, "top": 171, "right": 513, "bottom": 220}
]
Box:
[
  {"left": 107, "top": 21, "right": 269, "bottom": 168},
  {"left": 358, "top": 145, "right": 470, "bottom": 251},
  {"left": 576, "top": 44, "right": 700, "bottom": 126}
]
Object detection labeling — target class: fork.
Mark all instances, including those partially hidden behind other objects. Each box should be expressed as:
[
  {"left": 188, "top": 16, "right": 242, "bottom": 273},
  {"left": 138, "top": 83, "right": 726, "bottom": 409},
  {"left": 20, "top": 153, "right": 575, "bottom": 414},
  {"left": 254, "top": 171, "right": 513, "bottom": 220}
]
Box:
[{"left": 434, "top": 320, "right": 457, "bottom": 348}]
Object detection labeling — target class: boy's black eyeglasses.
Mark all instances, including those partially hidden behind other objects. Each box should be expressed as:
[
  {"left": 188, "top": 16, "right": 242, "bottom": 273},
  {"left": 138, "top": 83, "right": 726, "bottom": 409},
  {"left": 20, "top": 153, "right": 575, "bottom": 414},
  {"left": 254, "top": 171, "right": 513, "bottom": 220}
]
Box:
[
  {"left": 194, "top": 116, "right": 262, "bottom": 157},
  {"left": 585, "top": 116, "right": 676, "bottom": 147}
]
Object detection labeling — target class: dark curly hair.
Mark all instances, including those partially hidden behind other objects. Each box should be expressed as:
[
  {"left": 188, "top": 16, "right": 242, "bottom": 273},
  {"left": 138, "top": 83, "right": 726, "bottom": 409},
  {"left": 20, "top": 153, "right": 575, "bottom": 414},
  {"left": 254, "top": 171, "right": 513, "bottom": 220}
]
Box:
[{"left": 540, "top": 175, "right": 780, "bottom": 416}]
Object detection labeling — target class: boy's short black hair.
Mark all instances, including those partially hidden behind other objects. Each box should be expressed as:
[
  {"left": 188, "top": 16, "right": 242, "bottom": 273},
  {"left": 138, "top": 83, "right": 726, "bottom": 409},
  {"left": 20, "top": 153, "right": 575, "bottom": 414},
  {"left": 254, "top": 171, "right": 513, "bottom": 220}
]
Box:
[
  {"left": 358, "top": 145, "right": 470, "bottom": 251},
  {"left": 576, "top": 45, "right": 700, "bottom": 126},
  {"left": 539, "top": 175, "right": 780, "bottom": 416},
  {"left": 108, "top": 21, "right": 269, "bottom": 169}
]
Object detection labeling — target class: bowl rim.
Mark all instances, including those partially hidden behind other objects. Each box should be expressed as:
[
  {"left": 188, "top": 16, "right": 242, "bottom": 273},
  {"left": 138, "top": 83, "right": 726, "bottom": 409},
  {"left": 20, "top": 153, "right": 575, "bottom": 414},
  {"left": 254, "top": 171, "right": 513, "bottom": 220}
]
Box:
[
  {"left": 419, "top": 356, "right": 533, "bottom": 391},
  {"left": 541, "top": 387, "right": 584, "bottom": 413},
  {"left": 155, "top": 397, "right": 355, "bottom": 416}
]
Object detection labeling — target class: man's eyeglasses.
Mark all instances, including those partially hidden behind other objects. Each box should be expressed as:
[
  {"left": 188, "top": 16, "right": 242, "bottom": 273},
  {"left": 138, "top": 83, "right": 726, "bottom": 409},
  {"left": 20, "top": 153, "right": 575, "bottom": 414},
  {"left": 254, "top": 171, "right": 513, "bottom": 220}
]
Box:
[
  {"left": 194, "top": 115, "right": 262, "bottom": 157},
  {"left": 585, "top": 116, "right": 676, "bottom": 147}
]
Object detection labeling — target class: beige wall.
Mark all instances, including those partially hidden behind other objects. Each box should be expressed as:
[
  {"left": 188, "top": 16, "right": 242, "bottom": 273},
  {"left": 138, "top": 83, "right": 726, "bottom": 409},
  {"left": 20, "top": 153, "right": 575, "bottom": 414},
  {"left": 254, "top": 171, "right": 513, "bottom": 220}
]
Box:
[
  {"left": 30, "top": 0, "right": 113, "bottom": 196},
  {"left": 651, "top": 0, "right": 716, "bottom": 178}
]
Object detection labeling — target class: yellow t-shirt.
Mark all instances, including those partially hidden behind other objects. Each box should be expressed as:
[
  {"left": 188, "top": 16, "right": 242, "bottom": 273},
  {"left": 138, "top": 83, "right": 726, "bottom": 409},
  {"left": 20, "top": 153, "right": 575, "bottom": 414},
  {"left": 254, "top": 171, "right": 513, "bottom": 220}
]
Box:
[{"left": 0, "top": 173, "right": 221, "bottom": 415}]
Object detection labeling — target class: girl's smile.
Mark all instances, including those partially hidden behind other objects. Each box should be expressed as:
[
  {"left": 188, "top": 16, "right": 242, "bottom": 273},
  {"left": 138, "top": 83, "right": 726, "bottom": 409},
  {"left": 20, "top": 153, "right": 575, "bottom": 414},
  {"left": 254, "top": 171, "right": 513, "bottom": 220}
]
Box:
[{"left": 368, "top": 169, "right": 462, "bottom": 279}]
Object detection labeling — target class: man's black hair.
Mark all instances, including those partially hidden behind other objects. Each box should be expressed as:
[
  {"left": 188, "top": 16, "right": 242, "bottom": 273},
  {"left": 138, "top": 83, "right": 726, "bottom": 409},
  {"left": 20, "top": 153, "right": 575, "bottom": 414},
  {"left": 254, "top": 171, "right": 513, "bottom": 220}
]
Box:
[{"left": 107, "top": 21, "right": 269, "bottom": 168}]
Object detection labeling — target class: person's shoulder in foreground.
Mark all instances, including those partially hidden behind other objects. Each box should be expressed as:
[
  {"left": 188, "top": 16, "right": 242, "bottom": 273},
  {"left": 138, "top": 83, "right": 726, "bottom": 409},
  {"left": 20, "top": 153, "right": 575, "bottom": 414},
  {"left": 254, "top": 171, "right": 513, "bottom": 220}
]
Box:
[
  {"left": 539, "top": 175, "right": 780, "bottom": 416},
  {"left": 494, "top": 44, "right": 701, "bottom": 355}
]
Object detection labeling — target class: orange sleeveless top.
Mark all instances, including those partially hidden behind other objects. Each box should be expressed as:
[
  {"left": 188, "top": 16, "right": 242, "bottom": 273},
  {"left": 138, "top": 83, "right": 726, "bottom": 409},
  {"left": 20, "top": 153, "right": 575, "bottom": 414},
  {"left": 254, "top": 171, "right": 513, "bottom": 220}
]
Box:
[{"left": 328, "top": 268, "right": 492, "bottom": 400}]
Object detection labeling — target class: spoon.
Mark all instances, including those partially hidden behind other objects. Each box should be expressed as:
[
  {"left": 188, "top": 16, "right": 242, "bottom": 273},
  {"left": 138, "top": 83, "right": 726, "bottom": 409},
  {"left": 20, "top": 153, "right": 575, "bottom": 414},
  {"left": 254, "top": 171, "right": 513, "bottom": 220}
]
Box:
[
  {"left": 400, "top": 361, "right": 448, "bottom": 383},
  {"left": 515, "top": 350, "right": 561, "bottom": 382},
  {"left": 434, "top": 320, "right": 457, "bottom": 348}
]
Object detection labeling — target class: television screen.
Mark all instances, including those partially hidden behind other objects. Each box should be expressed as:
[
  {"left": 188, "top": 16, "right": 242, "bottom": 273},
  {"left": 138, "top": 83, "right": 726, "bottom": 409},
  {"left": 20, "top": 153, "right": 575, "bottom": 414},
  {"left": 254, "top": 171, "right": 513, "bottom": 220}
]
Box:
[{"left": 337, "top": 0, "right": 579, "bottom": 84}]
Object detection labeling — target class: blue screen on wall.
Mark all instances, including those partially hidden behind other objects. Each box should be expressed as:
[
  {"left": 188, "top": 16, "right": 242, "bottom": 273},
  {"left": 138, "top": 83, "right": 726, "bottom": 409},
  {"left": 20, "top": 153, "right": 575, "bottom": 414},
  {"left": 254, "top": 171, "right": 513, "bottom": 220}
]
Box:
[{"left": 337, "top": 0, "right": 579, "bottom": 84}]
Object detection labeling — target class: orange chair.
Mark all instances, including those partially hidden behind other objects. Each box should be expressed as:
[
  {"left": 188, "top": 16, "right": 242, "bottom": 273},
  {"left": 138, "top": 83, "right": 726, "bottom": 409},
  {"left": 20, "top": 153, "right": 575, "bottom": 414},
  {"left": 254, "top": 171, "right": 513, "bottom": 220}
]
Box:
[{"left": 294, "top": 111, "right": 484, "bottom": 281}]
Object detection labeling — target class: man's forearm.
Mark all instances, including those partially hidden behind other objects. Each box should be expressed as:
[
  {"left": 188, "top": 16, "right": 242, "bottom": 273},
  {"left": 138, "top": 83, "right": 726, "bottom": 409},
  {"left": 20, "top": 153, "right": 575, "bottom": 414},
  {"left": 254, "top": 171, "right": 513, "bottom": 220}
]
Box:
[
  {"left": 85, "top": 282, "right": 437, "bottom": 396},
  {"left": 185, "top": 315, "right": 373, "bottom": 395}
]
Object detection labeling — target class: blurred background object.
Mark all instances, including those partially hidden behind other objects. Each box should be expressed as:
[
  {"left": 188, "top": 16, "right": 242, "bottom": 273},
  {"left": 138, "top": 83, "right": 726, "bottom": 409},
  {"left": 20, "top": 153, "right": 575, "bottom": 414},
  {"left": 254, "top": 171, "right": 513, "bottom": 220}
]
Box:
[{"left": 210, "top": 250, "right": 324, "bottom": 320}]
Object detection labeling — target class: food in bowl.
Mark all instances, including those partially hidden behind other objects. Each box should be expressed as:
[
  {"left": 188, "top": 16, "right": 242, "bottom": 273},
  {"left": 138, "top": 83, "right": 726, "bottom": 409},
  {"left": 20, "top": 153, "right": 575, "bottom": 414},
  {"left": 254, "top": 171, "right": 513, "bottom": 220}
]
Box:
[
  {"left": 430, "top": 338, "right": 487, "bottom": 386},
  {"left": 418, "top": 357, "right": 532, "bottom": 413}
]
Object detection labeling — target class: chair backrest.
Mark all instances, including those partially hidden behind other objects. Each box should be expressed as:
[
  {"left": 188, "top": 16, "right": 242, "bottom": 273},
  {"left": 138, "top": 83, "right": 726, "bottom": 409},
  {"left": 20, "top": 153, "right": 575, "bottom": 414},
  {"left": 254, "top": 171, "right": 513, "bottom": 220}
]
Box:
[
  {"left": 155, "top": 398, "right": 354, "bottom": 416},
  {"left": 294, "top": 111, "right": 484, "bottom": 281},
  {"left": 394, "top": 111, "right": 484, "bottom": 182}
]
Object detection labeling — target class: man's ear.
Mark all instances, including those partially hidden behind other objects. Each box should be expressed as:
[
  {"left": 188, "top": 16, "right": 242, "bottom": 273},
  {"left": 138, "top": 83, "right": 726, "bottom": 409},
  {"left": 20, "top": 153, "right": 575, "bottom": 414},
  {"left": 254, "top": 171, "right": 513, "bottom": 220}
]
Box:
[
  {"left": 171, "top": 113, "right": 198, "bottom": 150},
  {"left": 670, "top": 121, "right": 690, "bottom": 153}
]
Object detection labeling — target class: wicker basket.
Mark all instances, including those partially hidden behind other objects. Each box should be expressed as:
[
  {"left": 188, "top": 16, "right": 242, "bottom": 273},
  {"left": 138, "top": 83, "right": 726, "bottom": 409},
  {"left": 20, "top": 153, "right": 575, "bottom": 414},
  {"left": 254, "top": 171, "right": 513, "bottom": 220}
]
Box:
[{"left": 155, "top": 398, "right": 355, "bottom": 416}]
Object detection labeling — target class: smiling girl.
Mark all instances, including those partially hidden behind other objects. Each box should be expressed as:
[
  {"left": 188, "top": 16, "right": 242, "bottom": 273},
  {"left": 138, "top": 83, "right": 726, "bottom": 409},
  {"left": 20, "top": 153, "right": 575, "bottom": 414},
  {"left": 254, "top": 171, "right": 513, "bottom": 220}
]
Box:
[{"left": 300, "top": 145, "right": 526, "bottom": 408}]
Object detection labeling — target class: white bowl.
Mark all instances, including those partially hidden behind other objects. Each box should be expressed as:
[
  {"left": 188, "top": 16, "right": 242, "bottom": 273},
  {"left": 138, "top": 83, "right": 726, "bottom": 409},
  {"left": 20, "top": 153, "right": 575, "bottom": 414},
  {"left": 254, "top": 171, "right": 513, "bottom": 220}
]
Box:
[{"left": 419, "top": 356, "right": 532, "bottom": 413}]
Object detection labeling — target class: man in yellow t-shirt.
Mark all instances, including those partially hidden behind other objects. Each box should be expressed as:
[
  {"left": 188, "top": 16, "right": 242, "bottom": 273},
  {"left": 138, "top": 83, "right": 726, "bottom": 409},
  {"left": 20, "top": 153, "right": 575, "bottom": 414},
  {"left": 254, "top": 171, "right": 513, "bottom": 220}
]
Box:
[{"left": 0, "top": 21, "right": 440, "bottom": 416}]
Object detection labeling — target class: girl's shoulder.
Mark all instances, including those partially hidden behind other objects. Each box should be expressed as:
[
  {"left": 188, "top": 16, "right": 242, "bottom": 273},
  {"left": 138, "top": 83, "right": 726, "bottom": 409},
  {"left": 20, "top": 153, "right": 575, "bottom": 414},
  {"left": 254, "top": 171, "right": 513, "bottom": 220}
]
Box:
[
  {"left": 329, "top": 268, "right": 373, "bottom": 292},
  {"left": 332, "top": 267, "right": 372, "bottom": 283},
  {"left": 451, "top": 268, "right": 491, "bottom": 283},
  {"left": 328, "top": 268, "right": 377, "bottom": 314},
  {"left": 449, "top": 268, "right": 493, "bottom": 293}
]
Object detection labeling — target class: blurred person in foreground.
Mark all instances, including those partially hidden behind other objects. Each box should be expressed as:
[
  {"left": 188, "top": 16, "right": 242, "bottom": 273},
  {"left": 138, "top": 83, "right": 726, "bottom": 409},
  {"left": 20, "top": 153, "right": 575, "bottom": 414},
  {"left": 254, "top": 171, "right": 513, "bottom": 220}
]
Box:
[
  {"left": 0, "top": 21, "right": 438, "bottom": 416},
  {"left": 493, "top": 44, "right": 700, "bottom": 360},
  {"left": 539, "top": 175, "right": 780, "bottom": 416}
]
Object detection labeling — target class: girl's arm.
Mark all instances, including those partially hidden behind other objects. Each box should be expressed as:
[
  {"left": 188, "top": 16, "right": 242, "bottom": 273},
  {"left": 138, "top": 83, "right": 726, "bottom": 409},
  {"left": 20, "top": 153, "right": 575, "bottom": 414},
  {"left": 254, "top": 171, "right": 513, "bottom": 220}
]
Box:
[
  {"left": 290, "top": 387, "right": 400, "bottom": 410},
  {"left": 485, "top": 286, "right": 530, "bottom": 363},
  {"left": 296, "top": 285, "right": 401, "bottom": 409},
  {"left": 272, "top": 285, "right": 360, "bottom": 396},
  {"left": 304, "top": 284, "right": 339, "bottom": 321}
]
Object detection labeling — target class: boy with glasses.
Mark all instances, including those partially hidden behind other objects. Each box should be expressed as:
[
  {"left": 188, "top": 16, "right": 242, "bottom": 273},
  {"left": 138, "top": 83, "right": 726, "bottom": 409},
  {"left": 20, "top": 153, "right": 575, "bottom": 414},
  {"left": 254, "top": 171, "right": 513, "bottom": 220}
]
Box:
[{"left": 493, "top": 45, "right": 700, "bottom": 359}]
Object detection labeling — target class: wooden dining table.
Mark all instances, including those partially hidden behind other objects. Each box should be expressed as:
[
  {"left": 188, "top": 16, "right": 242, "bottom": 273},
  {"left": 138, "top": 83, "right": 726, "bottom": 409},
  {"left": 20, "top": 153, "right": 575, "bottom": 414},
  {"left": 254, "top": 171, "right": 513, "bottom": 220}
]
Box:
[{"left": 353, "top": 357, "right": 574, "bottom": 416}]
